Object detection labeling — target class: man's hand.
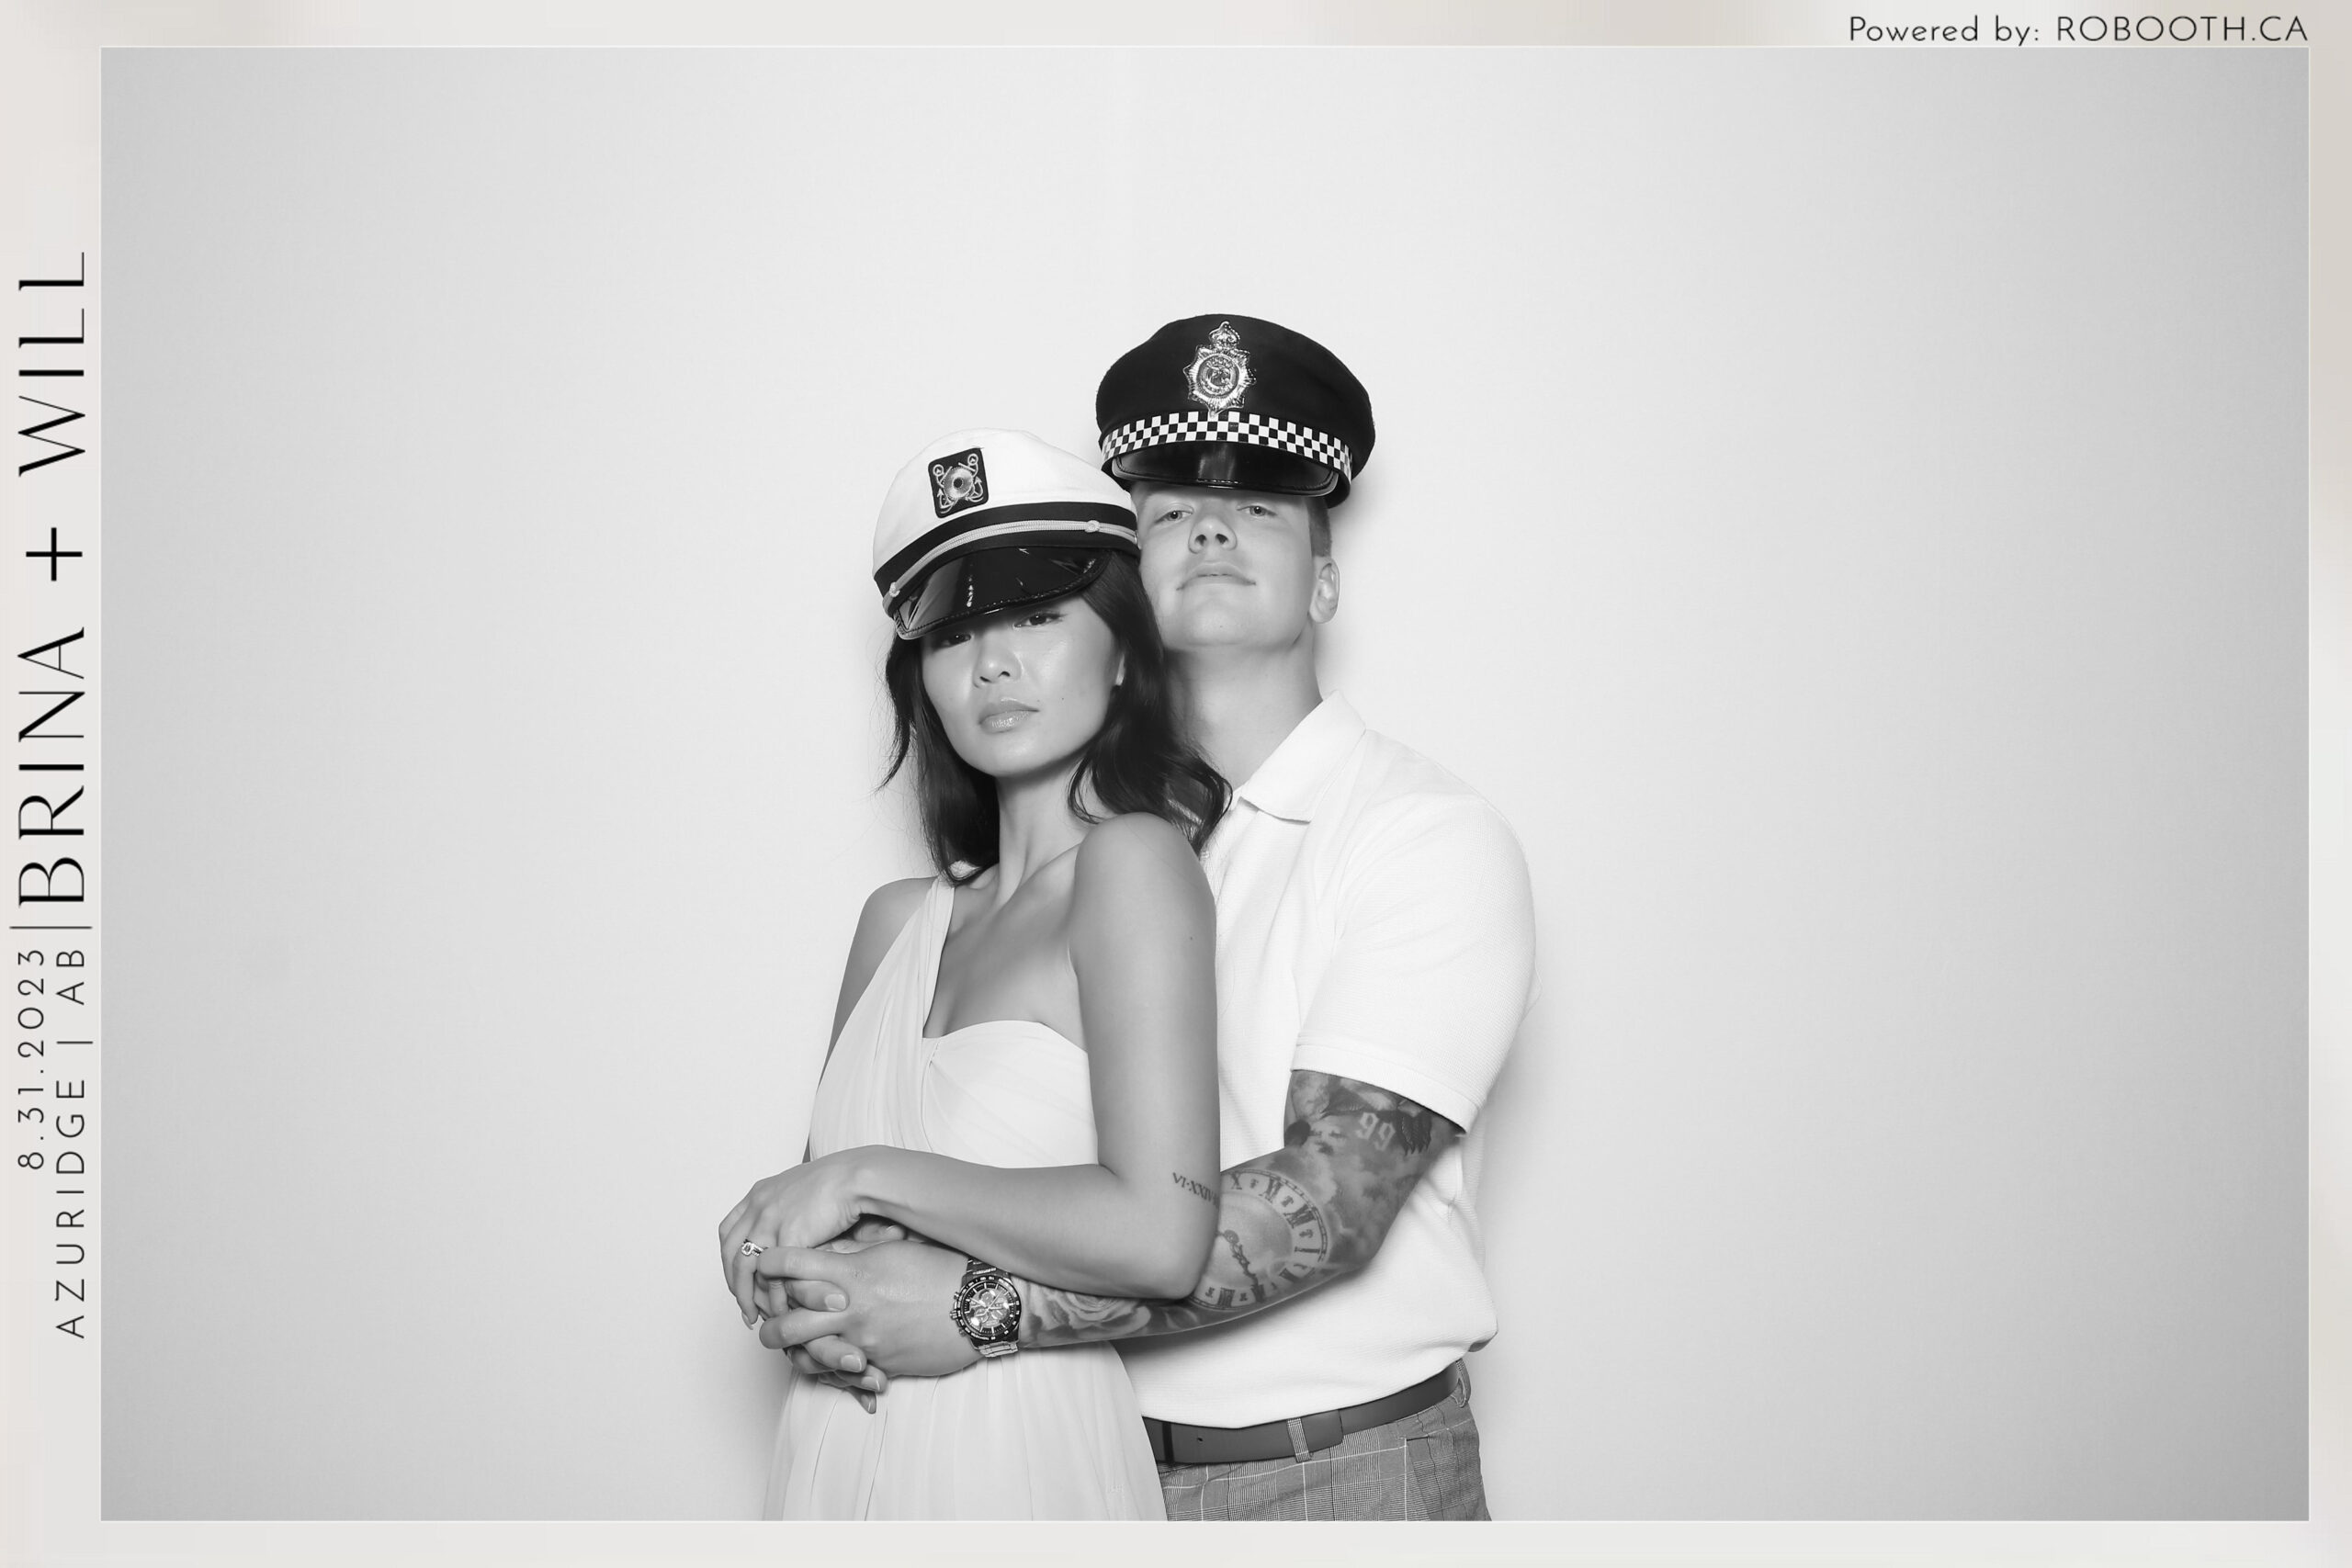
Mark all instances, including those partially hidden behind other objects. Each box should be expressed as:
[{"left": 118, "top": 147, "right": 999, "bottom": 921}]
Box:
[
  {"left": 755, "top": 1239, "right": 981, "bottom": 1378},
  {"left": 759, "top": 1219, "right": 906, "bottom": 1412}
]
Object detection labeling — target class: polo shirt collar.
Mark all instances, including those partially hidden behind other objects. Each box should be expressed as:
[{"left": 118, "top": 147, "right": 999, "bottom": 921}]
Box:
[{"left": 1231, "top": 693, "right": 1366, "bottom": 824}]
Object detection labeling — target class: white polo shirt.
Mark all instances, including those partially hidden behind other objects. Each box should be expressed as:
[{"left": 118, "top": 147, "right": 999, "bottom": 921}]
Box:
[{"left": 1119, "top": 694, "right": 1537, "bottom": 1427}]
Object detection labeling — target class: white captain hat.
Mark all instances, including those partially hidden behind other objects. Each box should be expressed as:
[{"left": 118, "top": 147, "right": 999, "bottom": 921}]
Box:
[{"left": 871, "top": 429, "right": 1138, "bottom": 640}]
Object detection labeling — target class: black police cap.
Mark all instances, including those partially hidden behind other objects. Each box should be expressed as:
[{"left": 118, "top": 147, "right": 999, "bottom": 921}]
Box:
[{"left": 1095, "top": 315, "right": 1375, "bottom": 506}]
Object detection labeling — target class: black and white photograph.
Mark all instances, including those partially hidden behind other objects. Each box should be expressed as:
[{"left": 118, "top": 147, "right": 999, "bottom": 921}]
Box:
[{"left": 3, "top": 4, "right": 2344, "bottom": 1560}]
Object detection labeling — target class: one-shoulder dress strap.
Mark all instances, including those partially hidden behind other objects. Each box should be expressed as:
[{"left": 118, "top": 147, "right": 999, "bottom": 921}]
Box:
[
  {"left": 912, "top": 875, "right": 958, "bottom": 1025},
  {"left": 813, "top": 877, "right": 961, "bottom": 1158}
]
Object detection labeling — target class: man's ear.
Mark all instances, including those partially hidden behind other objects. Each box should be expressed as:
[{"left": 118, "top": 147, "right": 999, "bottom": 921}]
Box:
[{"left": 1308, "top": 556, "right": 1340, "bottom": 626}]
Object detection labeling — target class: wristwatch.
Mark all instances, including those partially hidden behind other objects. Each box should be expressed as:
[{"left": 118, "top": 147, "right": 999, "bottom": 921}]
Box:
[{"left": 948, "top": 1257, "right": 1023, "bottom": 1359}]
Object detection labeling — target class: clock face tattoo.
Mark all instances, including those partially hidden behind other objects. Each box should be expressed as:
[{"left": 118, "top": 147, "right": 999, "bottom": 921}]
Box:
[{"left": 1193, "top": 1168, "right": 1332, "bottom": 1309}]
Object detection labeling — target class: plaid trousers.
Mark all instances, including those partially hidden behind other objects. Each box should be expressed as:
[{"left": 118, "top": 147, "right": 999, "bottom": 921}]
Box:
[{"left": 1154, "top": 1364, "right": 1488, "bottom": 1521}]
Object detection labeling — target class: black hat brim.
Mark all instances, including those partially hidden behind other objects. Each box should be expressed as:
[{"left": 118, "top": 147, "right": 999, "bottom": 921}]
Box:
[
  {"left": 1108, "top": 441, "right": 1343, "bottom": 501},
  {"left": 892, "top": 547, "right": 1113, "bottom": 640}
]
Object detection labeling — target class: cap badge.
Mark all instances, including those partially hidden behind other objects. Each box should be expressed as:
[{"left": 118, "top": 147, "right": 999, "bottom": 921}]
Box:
[
  {"left": 929, "top": 447, "right": 989, "bottom": 518},
  {"left": 1182, "top": 321, "right": 1254, "bottom": 412}
]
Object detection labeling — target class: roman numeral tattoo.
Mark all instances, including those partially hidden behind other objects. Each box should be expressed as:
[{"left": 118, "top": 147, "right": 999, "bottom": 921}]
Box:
[
  {"left": 1023, "top": 1071, "right": 1460, "bottom": 1347},
  {"left": 1170, "top": 1172, "right": 1216, "bottom": 1203}
]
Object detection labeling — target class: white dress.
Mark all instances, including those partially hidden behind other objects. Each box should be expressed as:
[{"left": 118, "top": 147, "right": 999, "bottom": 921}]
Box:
[{"left": 763, "top": 879, "right": 1167, "bottom": 1519}]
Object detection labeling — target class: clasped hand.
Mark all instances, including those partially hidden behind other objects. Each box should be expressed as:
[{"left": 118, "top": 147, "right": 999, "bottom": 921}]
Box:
[
  {"left": 754, "top": 1238, "right": 979, "bottom": 1383},
  {"left": 717, "top": 1148, "right": 872, "bottom": 1323},
  {"left": 719, "top": 1151, "right": 979, "bottom": 1408}
]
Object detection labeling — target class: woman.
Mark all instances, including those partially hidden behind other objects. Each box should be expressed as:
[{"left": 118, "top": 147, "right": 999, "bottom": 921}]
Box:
[{"left": 718, "top": 430, "right": 1227, "bottom": 1519}]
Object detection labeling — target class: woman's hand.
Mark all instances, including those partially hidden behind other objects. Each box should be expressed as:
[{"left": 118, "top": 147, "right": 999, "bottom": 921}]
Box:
[{"left": 718, "top": 1149, "right": 891, "bottom": 1325}]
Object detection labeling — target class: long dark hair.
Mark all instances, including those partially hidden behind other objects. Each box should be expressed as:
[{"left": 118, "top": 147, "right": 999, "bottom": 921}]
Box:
[{"left": 883, "top": 553, "right": 1227, "bottom": 882}]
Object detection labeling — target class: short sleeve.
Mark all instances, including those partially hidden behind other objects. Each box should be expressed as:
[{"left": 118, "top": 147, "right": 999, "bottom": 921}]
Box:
[{"left": 1289, "top": 795, "right": 1536, "bottom": 1129}]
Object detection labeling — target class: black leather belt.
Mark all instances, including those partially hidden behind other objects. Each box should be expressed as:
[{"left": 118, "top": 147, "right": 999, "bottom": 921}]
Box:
[{"left": 1143, "top": 1363, "right": 1463, "bottom": 1467}]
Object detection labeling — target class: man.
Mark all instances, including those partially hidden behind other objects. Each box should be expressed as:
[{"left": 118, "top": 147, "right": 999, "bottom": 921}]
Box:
[{"left": 750, "top": 315, "right": 1536, "bottom": 1520}]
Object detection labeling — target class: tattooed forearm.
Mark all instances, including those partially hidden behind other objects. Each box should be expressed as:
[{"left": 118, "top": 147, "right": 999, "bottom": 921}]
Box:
[
  {"left": 1022, "top": 1070, "right": 1459, "bottom": 1348},
  {"left": 1027, "top": 1285, "right": 1155, "bottom": 1341},
  {"left": 1215, "top": 1224, "right": 1275, "bottom": 1295},
  {"left": 1170, "top": 1172, "right": 1216, "bottom": 1203}
]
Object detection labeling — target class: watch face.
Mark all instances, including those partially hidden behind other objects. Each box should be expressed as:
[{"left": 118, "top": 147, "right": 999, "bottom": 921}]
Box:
[
  {"left": 955, "top": 1268, "right": 1021, "bottom": 1346},
  {"left": 967, "top": 1280, "right": 1018, "bottom": 1337}
]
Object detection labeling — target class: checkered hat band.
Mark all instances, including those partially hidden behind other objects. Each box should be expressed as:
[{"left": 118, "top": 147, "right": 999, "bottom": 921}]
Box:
[{"left": 1100, "top": 412, "right": 1354, "bottom": 480}]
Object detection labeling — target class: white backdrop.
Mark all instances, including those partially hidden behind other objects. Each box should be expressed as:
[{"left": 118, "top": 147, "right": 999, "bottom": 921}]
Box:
[{"left": 101, "top": 47, "right": 2305, "bottom": 1517}]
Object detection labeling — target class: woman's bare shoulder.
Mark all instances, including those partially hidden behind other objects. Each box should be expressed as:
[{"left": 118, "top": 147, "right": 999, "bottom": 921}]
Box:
[
  {"left": 1078, "top": 811, "right": 1197, "bottom": 868},
  {"left": 1072, "top": 815, "right": 1209, "bottom": 918}
]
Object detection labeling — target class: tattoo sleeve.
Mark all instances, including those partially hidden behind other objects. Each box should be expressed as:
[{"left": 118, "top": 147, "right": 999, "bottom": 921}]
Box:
[{"left": 1020, "top": 1069, "right": 1459, "bottom": 1348}]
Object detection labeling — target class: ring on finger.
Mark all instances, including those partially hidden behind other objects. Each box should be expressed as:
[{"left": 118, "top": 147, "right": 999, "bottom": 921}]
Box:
[{"left": 740, "top": 1241, "right": 767, "bottom": 1258}]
